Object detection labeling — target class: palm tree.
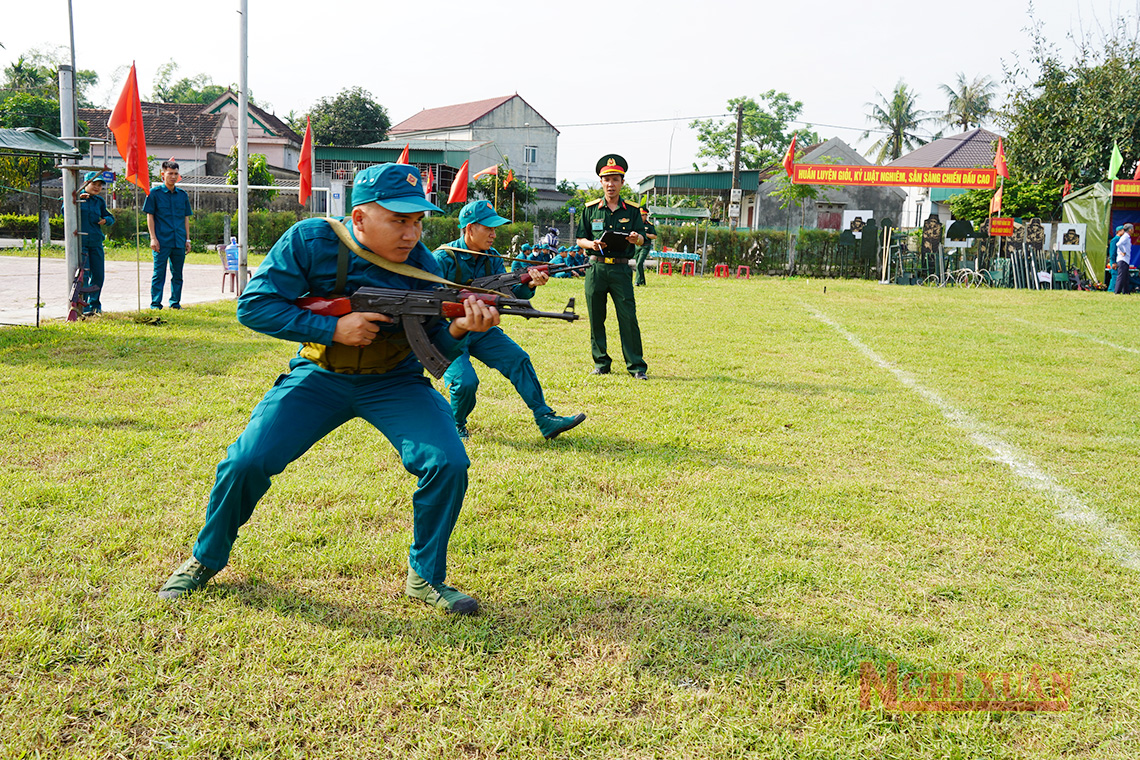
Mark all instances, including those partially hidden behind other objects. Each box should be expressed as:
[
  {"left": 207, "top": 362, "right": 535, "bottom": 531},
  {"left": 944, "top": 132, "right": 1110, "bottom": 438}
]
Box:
[
  {"left": 862, "top": 81, "right": 939, "bottom": 164},
  {"left": 940, "top": 73, "right": 997, "bottom": 131}
]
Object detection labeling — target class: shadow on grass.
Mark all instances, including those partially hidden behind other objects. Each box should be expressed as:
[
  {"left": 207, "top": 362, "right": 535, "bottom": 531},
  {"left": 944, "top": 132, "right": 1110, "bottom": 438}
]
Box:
[
  {"left": 488, "top": 431, "right": 799, "bottom": 475},
  {"left": 0, "top": 407, "right": 161, "bottom": 431},
  {"left": 219, "top": 580, "right": 909, "bottom": 687}
]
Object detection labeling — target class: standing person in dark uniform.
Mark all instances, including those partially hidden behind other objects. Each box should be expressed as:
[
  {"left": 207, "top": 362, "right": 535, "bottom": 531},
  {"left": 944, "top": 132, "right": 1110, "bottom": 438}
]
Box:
[
  {"left": 576, "top": 154, "right": 648, "bottom": 379},
  {"left": 634, "top": 206, "right": 656, "bottom": 286},
  {"left": 434, "top": 200, "right": 586, "bottom": 440},
  {"left": 78, "top": 171, "right": 115, "bottom": 314},
  {"left": 157, "top": 164, "right": 501, "bottom": 616},
  {"left": 142, "top": 159, "right": 193, "bottom": 309}
]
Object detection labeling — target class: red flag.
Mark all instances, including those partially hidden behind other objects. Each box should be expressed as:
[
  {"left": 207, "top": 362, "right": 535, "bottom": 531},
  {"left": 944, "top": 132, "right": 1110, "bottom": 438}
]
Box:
[
  {"left": 397, "top": 144, "right": 410, "bottom": 164},
  {"left": 989, "top": 184, "right": 1003, "bottom": 216},
  {"left": 994, "top": 137, "right": 1009, "bottom": 179},
  {"left": 782, "top": 134, "right": 797, "bottom": 178},
  {"left": 447, "top": 160, "right": 469, "bottom": 204},
  {"left": 472, "top": 165, "right": 498, "bottom": 180},
  {"left": 1063, "top": 179, "right": 1072, "bottom": 197},
  {"left": 1134, "top": 162, "right": 1140, "bottom": 181},
  {"left": 298, "top": 116, "right": 313, "bottom": 206},
  {"left": 503, "top": 168, "right": 514, "bottom": 189},
  {"left": 425, "top": 167, "right": 434, "bottom": 199},
  {"left": 108, "top": 63, "right": 150, "bottom": 194}
]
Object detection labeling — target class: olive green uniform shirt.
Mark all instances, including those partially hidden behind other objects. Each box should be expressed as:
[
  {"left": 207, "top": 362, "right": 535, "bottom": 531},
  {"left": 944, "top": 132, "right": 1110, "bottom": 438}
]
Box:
[{"left": 578, "top": 197, "right": 646, "bottom": 260}]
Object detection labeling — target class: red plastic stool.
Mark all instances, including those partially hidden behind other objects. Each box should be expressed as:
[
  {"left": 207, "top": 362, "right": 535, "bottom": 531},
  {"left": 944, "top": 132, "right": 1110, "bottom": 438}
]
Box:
[
  {"left": 658, "top": 260, "right": 673, "bottom": 276},
  {"left": 736, "top": 265, "right": 751, "bottom": 279},
  {"left": 714, "top": 264, "right": 730, "bottom": 277},
  {"left": 681, "top": 261, "right": 696, "bottom": 276}
]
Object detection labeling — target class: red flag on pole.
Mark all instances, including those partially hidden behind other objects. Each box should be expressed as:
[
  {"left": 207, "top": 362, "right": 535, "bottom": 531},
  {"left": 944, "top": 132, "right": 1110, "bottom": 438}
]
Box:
[
  {"left": 1063, "top": 179, "right": 1072, "bottom": 197},
  {"left": 994, "top": 137, "right": 1009, "bottom": 178},
  {"left": 425, "top": 167, "right": 434, "bottom": 199},
  {"left": 1133, "top": 162, "right": 1140, "bottom": 181},
  {"left": 782, "top": 134, "right": 797, "bottom": 178},
  {"left": 108, "top": 62, "right": 150, "bottom": 194},
  {"left": 447, "top": 161, "right": 469, "bottom": 205},
  {"left": 397, "top": 144, "right": 410, "bottom": 164},
  {"left": 504, "top": 168, "right": 514, "bottom": 189},
  {"left": 472, "top": 165, "right": 498, "bottom": 180},
  {"left": 298, "top": 116, "right": 313, "bottom": 206},
  {"left": 989, "top": 184, "right": 1003, "bottom": 216}
]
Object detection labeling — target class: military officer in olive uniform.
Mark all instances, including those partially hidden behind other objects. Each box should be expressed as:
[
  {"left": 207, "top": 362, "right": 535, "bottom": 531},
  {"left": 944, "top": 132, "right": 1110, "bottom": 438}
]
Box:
[
  {"left": 576, "top": 154, "right": 648, "bottom": 379},
  {"left": 634, "top": 206, "right": 656, "bottom": 286}
]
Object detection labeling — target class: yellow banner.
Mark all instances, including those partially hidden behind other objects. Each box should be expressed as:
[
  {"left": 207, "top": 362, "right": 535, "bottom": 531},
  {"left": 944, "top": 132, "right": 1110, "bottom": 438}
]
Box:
[
  {"left": 791, "top": 164, "right": 997, "bottom": 189},
  {"left": 1113, "top": 180, "right": 1140, "bottom": 196}
]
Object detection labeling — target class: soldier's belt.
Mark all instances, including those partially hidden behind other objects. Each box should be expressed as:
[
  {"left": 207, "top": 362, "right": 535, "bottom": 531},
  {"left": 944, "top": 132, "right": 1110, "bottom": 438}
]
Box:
[{"left": 600, "top": 257, "right": 630, "bottom": 265}]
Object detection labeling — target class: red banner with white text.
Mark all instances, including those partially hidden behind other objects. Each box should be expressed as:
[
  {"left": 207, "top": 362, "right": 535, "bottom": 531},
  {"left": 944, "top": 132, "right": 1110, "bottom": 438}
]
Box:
[{"left": 791, "top": 164, "right": 996, "bottom": 189}]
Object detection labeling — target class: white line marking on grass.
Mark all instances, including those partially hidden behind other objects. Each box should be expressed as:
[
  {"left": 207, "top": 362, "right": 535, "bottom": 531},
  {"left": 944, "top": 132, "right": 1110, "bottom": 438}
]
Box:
[
  {"left": 1009, "top": 316, "right": 1140, "bottom": 355},
  {"left": 806, "top": 305, "right": 1140, "bottom": 572}
]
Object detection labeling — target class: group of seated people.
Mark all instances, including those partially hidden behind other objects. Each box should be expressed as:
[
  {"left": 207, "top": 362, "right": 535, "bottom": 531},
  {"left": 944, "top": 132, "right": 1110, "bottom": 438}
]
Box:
[{"left": 511, "top": 243, "right": 590, "bottom": 277}]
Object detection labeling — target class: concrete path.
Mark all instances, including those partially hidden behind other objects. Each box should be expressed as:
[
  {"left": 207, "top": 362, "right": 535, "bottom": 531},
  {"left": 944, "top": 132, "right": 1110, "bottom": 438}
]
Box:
[{"left": 0, "top": 254, "right": 240, "bottom": 326}]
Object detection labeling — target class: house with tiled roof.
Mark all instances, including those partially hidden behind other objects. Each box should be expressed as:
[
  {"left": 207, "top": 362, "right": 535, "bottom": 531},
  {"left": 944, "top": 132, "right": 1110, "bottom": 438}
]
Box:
[
  {"left": 78, "top": 90, "right": 304, "bottom": 178},
  {"left": 390, "top": 94, "right": 559, "bottom": 191},
  {"left": 885, "top": 127, "right": 1002, "bottom": 226}
]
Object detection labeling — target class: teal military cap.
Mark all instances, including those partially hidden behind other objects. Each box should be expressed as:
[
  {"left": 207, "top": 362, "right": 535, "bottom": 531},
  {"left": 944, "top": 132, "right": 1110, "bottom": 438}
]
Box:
[
  {"left": 352, "top": 163, "right": 441, "bottom": 213},
  {"left": 458, "top": 200, "right": 510, "bottom": 229}
]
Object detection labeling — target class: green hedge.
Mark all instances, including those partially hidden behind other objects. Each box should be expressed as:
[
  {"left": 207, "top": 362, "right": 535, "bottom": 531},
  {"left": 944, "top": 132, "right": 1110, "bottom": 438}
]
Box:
[{"left": 0, "top": 211, "right": 535, "bottom": 258}]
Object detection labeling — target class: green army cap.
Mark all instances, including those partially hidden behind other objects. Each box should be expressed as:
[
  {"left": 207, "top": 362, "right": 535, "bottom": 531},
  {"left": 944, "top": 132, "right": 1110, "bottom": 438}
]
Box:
[{"left": 596, "top": 154, "right": 628, "bottom": 177}]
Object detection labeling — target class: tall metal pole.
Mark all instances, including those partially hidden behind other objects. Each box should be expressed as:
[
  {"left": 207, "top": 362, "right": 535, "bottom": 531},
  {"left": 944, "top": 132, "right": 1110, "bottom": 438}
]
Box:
[
  {"left": 237, "top": 0, "right": 250, "bottom": 290},
  {"left": 58, "top": 65, "right": 80, "bottom": 280},
  {"left": 667, "top": 124, "right": 675, "bottom": 199},
  {"left": 730, "top": 102, "right": 743, "bottom": 231}
]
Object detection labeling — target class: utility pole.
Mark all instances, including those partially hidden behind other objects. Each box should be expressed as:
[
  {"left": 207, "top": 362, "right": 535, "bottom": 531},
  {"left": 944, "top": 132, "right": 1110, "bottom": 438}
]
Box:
[{"left": 729, "top": 101, "right": 744, "bottom": 231}]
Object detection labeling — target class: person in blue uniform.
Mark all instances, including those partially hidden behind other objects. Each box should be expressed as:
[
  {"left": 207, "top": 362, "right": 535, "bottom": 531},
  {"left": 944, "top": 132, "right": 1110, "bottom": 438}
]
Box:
[
  {"left": 435, "top": 200, "right": 586, "bottom": 440},
  {"left": 78, "top": 171, "right": 115, "bottom": 314},
  {"left": 576, "top": 154, "right": 648, "bottom": 379},
  {"left": 142, "top": 159, "right": 193, "bottom": 309},
  {"left": 158, "top": 164, "right": 500, "bottom": 615}
]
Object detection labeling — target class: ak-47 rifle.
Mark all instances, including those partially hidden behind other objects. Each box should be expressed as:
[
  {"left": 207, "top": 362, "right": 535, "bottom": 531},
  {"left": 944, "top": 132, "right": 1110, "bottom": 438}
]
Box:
[
  {"left": 296, "top": 287, "right": 579, "bottom": 379},
  {"left": 471, "top": 263, "right": 591, "bottom": 294}
]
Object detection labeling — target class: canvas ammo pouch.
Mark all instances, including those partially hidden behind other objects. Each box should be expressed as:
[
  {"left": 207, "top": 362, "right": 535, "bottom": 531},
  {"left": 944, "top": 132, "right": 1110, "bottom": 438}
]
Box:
[{"left": 299, "top": 238, "right": 412, "bottom": 374}]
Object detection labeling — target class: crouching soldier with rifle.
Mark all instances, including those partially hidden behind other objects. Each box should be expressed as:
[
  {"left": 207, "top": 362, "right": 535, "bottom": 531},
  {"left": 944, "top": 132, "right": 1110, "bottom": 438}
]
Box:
[
  {"left": 433, "top": 200, "right": 587, "bottom": 441},
  {"left": 158, "top": 164, "right": 500, "bottom": 615}
]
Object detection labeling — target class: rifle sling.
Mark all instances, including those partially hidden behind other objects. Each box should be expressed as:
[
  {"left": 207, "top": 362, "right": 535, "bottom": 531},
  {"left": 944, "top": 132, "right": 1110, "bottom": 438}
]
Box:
[{"left": 323, "top": 218, "right": 499, "bottom": 295}]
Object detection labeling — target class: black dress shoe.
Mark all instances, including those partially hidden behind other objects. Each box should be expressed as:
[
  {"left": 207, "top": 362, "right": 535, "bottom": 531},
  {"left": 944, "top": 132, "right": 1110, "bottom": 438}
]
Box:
[
  {"left": 590, "top": 367, "right": 611, "bottom": 375},
  {"left": 631, "top": 371, "right": 648, "bottom": 380}
]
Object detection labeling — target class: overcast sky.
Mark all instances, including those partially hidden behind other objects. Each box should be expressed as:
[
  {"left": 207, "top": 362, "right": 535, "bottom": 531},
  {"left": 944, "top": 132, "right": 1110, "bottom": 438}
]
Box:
[{"left": 2, "top": 0, "right": 1130, "bottom": 187}]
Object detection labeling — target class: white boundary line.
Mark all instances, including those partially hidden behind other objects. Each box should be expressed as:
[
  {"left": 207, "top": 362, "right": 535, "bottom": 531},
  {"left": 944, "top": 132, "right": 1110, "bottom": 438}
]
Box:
[
  {"left": 806, "top": 305, "right": 1140, "bottom": 572},
  {"left": 1009, "top": 316, "right": 1140, "bottom": 355}
]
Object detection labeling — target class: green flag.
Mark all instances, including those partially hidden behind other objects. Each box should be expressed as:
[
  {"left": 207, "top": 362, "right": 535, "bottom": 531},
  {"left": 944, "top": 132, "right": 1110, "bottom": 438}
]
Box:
[{"left": 1109, "top": 141, "right": 1124, "bottom": 179}]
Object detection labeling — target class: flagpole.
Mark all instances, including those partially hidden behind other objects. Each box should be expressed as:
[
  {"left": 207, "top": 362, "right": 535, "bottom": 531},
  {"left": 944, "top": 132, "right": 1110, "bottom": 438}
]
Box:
[{"left": 135, "top": 186, "right": 141, "bottom": 311}]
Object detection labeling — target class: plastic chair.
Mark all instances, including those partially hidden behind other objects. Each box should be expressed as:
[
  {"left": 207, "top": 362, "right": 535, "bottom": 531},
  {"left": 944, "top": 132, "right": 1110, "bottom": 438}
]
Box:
[
  {"left": 736, "top": 265, "right": 751, "bottom": 279},
  {"left": 681, "top": 261, "right": 696, "bottom": 276},
  {"left": 219, "top": 247, "right": 238, "bottom": 293},
  {"left": 714, "top": 264, "right": 730, "bottom": 278},
  {"left": 658, "top": 260, "right": 673, "bottom": 276}
]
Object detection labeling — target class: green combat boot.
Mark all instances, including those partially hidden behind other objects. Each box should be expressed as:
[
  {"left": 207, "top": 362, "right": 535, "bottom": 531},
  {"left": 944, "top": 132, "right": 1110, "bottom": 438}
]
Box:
[
  {"left": 406, "top": 567, "right": 479, "bottom": 615},
  {"left": 157, "top": 557, "right": 218, "bottom": 599},
  {"left": 536, "top": 412, "right": 587, "bottom": 440}
]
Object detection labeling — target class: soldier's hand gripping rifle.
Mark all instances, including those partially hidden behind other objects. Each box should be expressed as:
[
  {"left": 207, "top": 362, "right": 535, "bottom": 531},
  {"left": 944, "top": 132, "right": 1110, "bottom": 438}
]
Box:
[
  {"left": 296, "top": 287, "right": 579, "bottom": 379},
  {"left": 470, "top": 263, "right": 592, "bottom": 294}
]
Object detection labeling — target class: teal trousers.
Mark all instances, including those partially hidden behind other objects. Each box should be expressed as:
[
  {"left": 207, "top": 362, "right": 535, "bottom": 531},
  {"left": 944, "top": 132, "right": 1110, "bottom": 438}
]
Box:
[
  {"left": 443, "top": 327, "right": 552, "bottom": 428},
  {"left": 192, "top": 359, "right": 469, "bottom": 585}
]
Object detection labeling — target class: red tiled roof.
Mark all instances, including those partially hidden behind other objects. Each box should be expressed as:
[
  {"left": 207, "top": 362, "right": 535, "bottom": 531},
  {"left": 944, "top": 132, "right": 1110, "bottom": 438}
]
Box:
[
  {"left": 886, "top": 128, "right": 1003, "bottom": 169},
  {"left": 390, "top": 95, "right": 516, "bottom": 134},
  {"left": 79, "top": 102, "right": 222, "bottom": 147}
]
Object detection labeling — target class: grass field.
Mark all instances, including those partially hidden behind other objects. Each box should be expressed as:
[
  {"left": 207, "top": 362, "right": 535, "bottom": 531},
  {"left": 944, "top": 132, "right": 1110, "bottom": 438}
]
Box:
[{"left": 2, "top": 275, "right": 1138, "bottom": 759}]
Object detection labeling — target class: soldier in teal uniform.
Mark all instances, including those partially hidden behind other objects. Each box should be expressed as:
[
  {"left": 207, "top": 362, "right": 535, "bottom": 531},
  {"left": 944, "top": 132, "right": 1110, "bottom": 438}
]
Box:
[
  {"left": 78, "top": 171, "right": 115, "bottom": 314},
  {"left": 434, "top": 200, "right": 586, "bottom": 440},
  {"left": 157, "top": 164, "right": 500, "bottom": 615},
  {"left": 142, "top": 159, "right": 193, "bottom": 309},
  {"left": 634, "top": 206, "right": 656, "bottom": 286},
  {"left": 576, "top": 154, "right": 648, "bottom": 379}
]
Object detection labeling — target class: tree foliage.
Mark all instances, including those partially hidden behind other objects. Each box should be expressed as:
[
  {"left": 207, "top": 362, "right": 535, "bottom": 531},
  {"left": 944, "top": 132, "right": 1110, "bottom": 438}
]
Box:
[
  {"left": 226, "top": 147, "right": 278, "bottom": 209},
  {"left": 939, "top": 73, "right": 997, "bottom": 131},
  {"left": 690, "top": 92, "right": 817, "bottom": 171},
  {"left": 947, "top": 180, "right": 1062, "bottom": 223},
  {"left": 862, "top": 80, "right": 939, "bottom": 164},
  {"left": 152, "top": 61, "right": 229, "bottom": 105},
  {"left": 1, "top": 47, "right": 99, "bottom": 107},
  {"left": 305, "top": 87, "right": 390, "bottom": 146},
  {"left": 1001, "top": 15, "right": 1140, "bottom": 186}
]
